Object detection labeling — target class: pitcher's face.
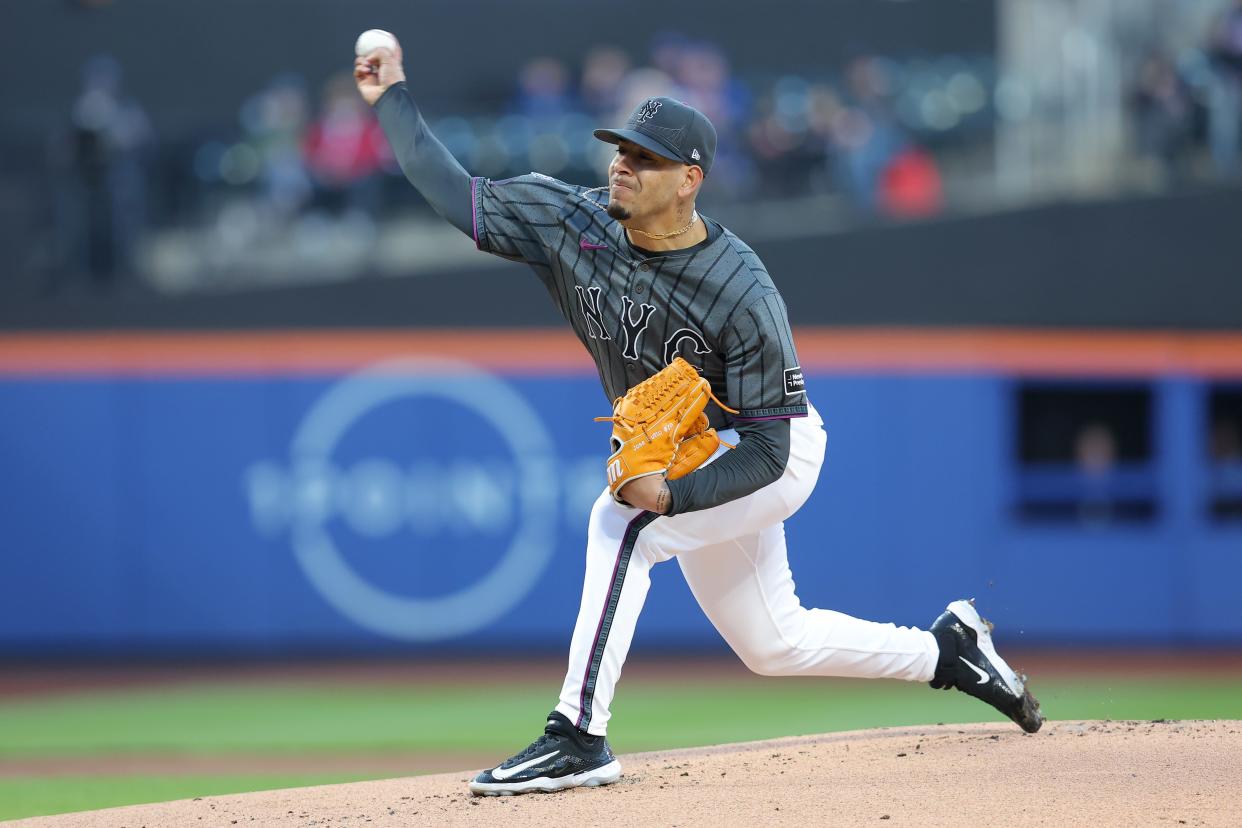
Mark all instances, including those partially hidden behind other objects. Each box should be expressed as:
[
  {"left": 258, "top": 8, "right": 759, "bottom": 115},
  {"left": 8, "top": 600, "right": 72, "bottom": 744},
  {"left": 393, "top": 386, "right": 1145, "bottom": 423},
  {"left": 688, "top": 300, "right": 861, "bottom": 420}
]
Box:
[{"left": 606, "top": 140, "right": 691, "bottom": 221}]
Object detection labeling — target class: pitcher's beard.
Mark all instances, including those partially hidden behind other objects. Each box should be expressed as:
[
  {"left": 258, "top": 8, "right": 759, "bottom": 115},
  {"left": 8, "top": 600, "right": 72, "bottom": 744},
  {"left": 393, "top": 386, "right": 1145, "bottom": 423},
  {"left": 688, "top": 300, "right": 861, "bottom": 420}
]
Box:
[{"left": 606, "top": 203, "right": 632, "bottom": 221}]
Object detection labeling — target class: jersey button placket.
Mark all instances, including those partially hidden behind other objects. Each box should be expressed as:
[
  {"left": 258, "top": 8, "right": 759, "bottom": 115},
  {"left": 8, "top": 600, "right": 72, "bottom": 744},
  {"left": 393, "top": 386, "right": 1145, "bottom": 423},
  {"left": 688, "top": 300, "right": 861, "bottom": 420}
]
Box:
[{"left": 633, "top": 262, "right": 651, "bottom": 294}]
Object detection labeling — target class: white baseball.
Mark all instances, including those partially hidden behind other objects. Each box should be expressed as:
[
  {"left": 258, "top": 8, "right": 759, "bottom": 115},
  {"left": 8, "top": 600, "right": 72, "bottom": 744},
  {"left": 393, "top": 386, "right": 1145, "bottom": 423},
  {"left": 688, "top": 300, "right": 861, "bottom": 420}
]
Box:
[{"left": 355, "top": 29, "right": 398, "bottom": 57}]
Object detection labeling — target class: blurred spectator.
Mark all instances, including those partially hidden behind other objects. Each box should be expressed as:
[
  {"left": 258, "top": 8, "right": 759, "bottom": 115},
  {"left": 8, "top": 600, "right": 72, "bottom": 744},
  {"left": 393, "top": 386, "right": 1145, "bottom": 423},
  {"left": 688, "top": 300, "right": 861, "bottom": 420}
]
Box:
[
  {"left": 47, "top": 54, "right": 152, "bottom": 291},
  {"left": 675, "top": 41, "right": 748, "bottom": 135},
  {"left": 613, "top": 66, "right": 678, "bottom": 116},
  {"left": 580, "top": 47, "right": 632, "bottom": 118},
  {"left": 830, "top": 56, "right": 907, "bottom": 212},
  {"left": 748, "top": 80, "right": 834, "bottom": 199},
  {"left": 878, "top": 146, "right": 943, "bottom": 218},
  {"left": 240, "top": 74, "right": 313, "bottom": 220},
  {"left": 672, "top": 41, "right": 753, "bottom": 197},
  {"left": 302, "top": 73, "right": 391, "bottom": 216},
  {"left": 1207, "top": 0, "right": 1242, "bottom": 175},
  {"left": 1075, "top": 421, "right": 1120, "bottom": 525},
  {"left": 512, "top": 57, "right": 575, "bottom": 119},
  {"left": 1132, "top": 51, "right": 1196, "bottom": 179},
  {"left": 648, "top": 31, "right": 694, "bottom": 92},
  {"left": 1208, "top": 408, "right": 1242, "bottom": 520},
  {"left": 1076, "top": 421, "right": 1119, "bottom": 475}
]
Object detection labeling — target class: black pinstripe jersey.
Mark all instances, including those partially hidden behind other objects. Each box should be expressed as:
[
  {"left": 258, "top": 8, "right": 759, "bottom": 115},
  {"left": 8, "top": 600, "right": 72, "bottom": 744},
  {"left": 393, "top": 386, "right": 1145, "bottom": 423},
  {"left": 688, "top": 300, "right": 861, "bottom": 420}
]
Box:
[{"left": 470, "top": 173, "right": 807, "bottom": 428}]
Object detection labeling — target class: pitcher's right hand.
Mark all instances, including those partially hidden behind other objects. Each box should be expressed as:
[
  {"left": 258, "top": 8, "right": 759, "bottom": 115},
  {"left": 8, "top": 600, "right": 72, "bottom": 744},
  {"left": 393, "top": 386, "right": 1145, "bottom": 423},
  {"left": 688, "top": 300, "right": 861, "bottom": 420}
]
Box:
[{"left": 354, "top": 38, "right": 406, "bottom": 107}]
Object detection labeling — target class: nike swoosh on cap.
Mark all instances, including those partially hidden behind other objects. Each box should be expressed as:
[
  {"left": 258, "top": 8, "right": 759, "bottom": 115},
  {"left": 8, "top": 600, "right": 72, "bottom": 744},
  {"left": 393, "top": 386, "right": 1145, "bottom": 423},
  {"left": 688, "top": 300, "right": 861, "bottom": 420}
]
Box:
[{"left": 491, "top": 749, "right": 560, "bottom": 781}]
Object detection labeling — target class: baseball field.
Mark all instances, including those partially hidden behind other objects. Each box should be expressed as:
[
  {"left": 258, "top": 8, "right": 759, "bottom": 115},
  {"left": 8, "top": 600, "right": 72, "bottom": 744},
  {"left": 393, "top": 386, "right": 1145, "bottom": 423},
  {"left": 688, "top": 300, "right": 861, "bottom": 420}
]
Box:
[{"left": 3, "top": 653, "right": 1241, "bottom": 825}]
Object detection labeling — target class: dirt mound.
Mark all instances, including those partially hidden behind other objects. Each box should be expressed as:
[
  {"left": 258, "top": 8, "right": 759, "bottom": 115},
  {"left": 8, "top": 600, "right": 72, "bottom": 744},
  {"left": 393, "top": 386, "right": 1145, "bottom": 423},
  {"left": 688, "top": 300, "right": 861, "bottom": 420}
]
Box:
[{"left": 10, "top": 720, "right": 1239, "bottom": 827}]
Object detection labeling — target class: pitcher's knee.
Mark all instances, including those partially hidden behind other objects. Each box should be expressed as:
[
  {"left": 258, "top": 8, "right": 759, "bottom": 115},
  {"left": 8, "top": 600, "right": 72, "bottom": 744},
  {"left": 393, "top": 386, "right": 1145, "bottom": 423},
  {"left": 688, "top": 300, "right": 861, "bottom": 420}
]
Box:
[{"left": 736, "top": 642, "right": 802, "bottom": 676}]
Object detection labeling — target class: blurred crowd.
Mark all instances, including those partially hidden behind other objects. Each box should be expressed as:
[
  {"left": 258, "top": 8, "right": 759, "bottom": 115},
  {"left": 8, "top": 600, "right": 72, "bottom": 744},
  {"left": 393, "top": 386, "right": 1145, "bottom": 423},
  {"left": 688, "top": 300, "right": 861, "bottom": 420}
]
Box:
[
  {"left": 437, "top": 37, "right": 973, "bottom": 214},
  {"left": 37, "top": 8, "right": 1242, "bottom": 294},
  {"left": 38, "top": 36, "right": 991, "bottom": 292},
  {"left": 1133, "top": 0, "right": 1242, "bottom": 179}
]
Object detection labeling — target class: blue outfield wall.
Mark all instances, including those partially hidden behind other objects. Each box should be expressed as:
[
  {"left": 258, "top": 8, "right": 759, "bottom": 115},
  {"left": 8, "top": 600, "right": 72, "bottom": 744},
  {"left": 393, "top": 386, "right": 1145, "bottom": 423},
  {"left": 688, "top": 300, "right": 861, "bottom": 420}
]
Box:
[{"left": 1, "top": 366, "right": 1240, "bottom": 655}]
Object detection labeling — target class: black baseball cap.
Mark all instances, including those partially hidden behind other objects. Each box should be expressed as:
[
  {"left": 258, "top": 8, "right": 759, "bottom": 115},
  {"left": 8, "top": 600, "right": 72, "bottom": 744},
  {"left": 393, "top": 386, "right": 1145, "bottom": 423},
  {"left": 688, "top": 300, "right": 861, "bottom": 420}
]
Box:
[{"left": 594, "top": 97, "right": 717, "bottom": 175}]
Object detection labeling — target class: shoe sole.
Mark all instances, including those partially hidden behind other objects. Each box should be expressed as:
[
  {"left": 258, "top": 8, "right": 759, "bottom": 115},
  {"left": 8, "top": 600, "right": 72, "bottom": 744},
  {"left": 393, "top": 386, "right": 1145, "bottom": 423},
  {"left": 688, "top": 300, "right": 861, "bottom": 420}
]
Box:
[
  {"left": 469, "top": 759, "right": 622, "bottom": 796},
  {"left": 948, "top": 599, "right": 1044, "bottom": 734}
]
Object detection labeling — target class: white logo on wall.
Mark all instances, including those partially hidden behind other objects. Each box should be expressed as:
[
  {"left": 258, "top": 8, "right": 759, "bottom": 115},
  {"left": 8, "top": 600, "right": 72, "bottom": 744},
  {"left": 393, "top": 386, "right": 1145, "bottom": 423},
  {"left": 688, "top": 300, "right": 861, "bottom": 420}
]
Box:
[{"left": 243, "top": 358, "right": 558, "bottom": 641}]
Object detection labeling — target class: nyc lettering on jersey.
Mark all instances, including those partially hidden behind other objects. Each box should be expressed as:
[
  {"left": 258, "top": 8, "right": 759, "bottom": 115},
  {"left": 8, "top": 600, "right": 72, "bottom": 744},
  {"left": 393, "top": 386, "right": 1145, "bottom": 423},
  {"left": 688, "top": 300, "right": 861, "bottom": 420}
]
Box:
[
  {"left": 473, "top": 173, "right": 809, "bottom": 419},
  {"left": 574, "top": 286, "right": 712, "bottom": 366}
]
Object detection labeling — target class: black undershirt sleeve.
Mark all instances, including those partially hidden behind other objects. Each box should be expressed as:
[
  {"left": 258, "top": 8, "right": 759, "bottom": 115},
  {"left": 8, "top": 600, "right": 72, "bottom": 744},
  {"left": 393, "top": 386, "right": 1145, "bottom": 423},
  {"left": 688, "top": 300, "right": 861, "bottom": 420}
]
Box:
[
  {"left": 373, "top": 82, "right": 474, "bottom": 236},
  {"left": 663, "top": 418, "right": 792, "bottom": 516}
]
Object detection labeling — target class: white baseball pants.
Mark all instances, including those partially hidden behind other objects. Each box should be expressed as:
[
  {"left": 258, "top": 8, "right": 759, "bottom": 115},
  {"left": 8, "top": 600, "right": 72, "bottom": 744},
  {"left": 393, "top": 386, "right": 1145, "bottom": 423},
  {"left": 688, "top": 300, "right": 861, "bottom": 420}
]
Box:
[{"left": 555, "top": 403, "right": 940, "bottom": 735}]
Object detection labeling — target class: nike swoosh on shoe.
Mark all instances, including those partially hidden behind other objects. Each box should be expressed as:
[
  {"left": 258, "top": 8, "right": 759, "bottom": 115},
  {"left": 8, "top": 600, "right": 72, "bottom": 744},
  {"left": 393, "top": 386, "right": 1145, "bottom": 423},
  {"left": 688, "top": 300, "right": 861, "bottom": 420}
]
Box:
[
  {"left": 959, "top": 655, "right": 990, "bottom": 685},
  {"left": 491, "top": 750, "right": 560, "bottom": 781}
]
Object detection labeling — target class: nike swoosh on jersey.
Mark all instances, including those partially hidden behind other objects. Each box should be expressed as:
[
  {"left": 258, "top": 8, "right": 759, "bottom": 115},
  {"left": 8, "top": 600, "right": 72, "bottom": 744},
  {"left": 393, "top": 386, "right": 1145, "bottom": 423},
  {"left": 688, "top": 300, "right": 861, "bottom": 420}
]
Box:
[
  {"left": 580, "top": 238, "right": 609, "bottom": 250},
  {"left": 959, "top": 655, "right": 991, "bottom": 685},
  {"left": 491, "top": 749, "right": 560, "bottom": 780}
]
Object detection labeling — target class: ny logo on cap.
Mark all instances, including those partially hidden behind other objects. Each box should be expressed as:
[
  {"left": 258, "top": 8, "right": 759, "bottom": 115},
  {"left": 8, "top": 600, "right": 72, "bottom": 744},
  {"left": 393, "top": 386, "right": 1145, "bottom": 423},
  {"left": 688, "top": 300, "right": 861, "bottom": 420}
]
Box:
[{"left": 635, "top": 98, "right": 662, "bottom": 124}]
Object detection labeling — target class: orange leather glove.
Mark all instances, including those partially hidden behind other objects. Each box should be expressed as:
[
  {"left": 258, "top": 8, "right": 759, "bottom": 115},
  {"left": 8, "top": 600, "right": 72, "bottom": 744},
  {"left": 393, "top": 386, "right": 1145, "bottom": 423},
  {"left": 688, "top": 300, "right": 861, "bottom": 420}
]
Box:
[
  {"left": 665, "top": 413, "right": 725, "bottom": 481},
  {"left": 596, "top": 357, "right": 735, "bottom": 506}
]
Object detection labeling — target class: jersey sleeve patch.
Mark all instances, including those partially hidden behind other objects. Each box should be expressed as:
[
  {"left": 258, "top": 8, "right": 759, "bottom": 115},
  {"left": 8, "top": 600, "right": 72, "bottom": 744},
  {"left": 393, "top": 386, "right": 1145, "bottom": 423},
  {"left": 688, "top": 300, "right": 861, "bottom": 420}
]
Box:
[{"left": 783, "top": 366, "right": 806, "bottom": 396}]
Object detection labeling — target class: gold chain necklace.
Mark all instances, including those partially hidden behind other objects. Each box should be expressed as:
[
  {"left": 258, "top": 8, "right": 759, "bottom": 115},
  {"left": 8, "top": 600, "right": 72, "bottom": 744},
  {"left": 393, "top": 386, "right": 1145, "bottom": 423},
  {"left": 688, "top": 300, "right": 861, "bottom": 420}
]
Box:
[{"left": 627, "top": 211, "right": 699, "bottom": 240}]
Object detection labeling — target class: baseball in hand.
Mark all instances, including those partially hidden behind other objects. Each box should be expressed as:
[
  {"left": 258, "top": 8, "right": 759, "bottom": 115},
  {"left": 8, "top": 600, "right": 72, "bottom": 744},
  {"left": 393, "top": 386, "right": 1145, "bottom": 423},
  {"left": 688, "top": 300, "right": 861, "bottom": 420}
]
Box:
[{"left": 355, "top": 29, "right": 397, "bottom": 56}]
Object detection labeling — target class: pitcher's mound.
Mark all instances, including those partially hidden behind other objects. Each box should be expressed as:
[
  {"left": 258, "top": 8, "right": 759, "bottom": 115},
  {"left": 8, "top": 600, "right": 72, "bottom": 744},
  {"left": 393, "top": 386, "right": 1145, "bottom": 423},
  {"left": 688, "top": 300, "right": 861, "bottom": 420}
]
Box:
[{"left": 12, "top": 720, "right": 1240, "bottom": 827}]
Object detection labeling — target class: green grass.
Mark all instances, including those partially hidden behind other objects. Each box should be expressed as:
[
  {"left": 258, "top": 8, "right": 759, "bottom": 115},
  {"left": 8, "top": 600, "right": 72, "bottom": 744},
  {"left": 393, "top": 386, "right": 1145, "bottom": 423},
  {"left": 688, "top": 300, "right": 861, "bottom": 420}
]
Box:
[
  {"left": 0, "top": 774, "right": 387, "bottom": 822},
  {"left": 2, "top": 674, "right": 1240, "bottom": 820}
]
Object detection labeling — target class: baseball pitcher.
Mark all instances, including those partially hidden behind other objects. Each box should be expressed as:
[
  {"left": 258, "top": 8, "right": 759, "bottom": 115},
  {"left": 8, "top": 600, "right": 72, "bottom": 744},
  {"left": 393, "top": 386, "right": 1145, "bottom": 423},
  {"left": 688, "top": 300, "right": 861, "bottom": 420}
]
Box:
[{"left": 354, "top": 37, "right": 1042, "bottom": 796}]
